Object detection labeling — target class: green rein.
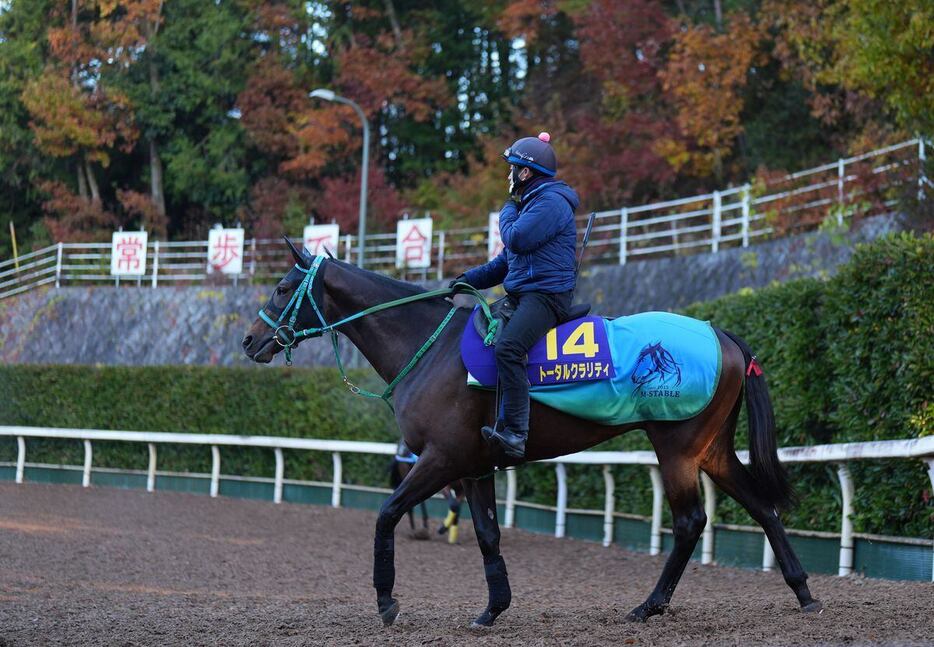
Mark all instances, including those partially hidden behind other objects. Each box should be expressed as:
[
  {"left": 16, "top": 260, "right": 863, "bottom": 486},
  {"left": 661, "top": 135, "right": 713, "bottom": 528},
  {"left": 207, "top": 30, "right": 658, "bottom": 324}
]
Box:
[{"left": 257, "top": 255, "right": 498, "bottom": 412}]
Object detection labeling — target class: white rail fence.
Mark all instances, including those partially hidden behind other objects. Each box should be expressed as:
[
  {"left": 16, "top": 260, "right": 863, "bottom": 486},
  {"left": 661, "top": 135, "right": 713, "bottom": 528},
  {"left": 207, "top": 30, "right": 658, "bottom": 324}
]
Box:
[
  {"left": 1, "top": 138, "right": 928, "bottom": 300},
  {"left": 2, "top": 426, "right": 932, "bottom": 579}
]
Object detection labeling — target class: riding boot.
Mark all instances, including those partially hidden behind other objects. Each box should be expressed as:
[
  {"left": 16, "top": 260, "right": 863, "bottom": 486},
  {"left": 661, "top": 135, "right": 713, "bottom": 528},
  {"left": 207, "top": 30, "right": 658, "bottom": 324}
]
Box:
[{"left": 485, "top": 425, "right": 528, "bottom": 459}]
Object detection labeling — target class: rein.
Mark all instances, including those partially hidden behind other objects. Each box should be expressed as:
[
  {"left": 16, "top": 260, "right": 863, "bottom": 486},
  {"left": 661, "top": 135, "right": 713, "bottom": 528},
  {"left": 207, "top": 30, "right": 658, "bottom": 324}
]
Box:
[{"left": 258, "top": 256, "right": 498, "bottom": 411}]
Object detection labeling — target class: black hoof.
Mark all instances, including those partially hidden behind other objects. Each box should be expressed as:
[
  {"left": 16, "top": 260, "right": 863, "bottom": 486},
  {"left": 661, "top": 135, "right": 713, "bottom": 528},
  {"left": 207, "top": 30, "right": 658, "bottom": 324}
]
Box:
[
  {"left": 379, "top": 599, "right": 400, "bottom": 626},
  {"left": 626, "top": 602, "right": 666, "bottom": 623},
  {"left": 801, "top": 599, "right": 823, "bottom": 614},
  {"left": 470, "top": 608, "right": 498, "bottom": 628}
]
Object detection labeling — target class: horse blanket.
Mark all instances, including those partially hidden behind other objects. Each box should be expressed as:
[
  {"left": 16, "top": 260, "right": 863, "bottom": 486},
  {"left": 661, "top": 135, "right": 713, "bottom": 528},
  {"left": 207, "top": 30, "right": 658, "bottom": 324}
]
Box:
[{"left": 461, "top": 310, "right": 722, "bottom": 426}]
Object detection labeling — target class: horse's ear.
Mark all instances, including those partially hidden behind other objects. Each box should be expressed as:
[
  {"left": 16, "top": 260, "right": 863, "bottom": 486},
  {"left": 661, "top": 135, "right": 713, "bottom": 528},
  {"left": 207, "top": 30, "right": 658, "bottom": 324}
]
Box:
[
  {"left": 284, "top": 236, "right": 309, "bottom": 269},
  {"left": 323, "top": 245, "right": 335, "bottom": 260}
]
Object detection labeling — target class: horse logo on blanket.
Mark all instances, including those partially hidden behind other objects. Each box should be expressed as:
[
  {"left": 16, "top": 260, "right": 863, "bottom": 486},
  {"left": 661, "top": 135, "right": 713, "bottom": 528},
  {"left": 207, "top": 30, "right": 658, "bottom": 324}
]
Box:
[{"left": 630, "top": 342, "right": 682, "bottom": 396}]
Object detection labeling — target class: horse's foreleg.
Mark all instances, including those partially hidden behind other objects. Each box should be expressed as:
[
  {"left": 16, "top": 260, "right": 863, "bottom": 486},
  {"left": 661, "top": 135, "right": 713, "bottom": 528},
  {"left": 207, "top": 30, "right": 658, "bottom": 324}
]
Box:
[
  {"left": 373, "top": 455, "right": 451, "bottom": 626},
  {"left": 627, "top": 458, "right": 705, "bottom": 622},
  {"left": 464, "top": 474, "right": 511, "bottom": 627}
]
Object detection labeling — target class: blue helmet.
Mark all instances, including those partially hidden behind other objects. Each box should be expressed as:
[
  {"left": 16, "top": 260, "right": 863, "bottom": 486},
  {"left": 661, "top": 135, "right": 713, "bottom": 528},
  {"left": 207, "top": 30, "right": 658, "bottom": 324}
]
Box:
[{"left": 502, "top": 132, "right": 557, "bottom": 177}]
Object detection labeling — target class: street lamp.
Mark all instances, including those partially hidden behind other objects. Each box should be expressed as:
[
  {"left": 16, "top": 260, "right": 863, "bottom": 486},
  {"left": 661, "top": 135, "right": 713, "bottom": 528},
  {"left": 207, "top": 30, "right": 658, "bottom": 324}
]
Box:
[{"left": 309, "top": 88, "right": 370, "bottom": 267}]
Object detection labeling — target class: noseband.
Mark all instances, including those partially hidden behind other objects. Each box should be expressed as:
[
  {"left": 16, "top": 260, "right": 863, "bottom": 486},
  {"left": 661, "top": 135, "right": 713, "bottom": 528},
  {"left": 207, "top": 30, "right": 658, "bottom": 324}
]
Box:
[{"left": 257, "top": 255, "right": 329, "bottom": 364}]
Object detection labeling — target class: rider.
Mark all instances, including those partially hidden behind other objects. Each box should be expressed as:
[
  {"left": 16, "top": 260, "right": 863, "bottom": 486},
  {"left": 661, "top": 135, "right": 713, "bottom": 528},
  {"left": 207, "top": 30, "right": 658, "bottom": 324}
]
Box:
[{"left": 451, "top": 132, "right": 579, "bottom": 460}]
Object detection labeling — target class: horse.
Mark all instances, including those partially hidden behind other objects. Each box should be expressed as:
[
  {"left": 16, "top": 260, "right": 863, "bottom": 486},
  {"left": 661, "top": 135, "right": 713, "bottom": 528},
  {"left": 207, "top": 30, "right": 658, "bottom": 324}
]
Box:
[
  {"left": 241, "top": 241, "right": 822, "bottom": 629},
  {"left": 389, "top": 440, "right": 430, "bottom": 540}
]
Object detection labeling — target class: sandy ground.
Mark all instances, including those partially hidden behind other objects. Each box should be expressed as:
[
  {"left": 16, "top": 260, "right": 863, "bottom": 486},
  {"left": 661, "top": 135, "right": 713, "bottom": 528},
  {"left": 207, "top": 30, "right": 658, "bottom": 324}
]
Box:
[{"left": 1, "top": 483, "right": 932, "bottom": 646}]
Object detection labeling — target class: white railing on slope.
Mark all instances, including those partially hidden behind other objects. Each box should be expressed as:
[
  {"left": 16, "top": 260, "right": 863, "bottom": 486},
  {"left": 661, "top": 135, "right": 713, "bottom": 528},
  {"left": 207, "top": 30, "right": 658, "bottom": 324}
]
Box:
[
  {"left": 2, "top": 426, "right": 932, "bottom": 579},
  {"left": 1, "top": 138, "right": 927, "bottom": 299}
]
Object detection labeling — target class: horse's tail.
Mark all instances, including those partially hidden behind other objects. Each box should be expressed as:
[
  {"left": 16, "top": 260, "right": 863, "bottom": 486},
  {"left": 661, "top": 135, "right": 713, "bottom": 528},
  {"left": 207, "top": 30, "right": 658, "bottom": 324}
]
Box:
[{"left": 720, "top": 329, "right": 794, "bottom": 511}]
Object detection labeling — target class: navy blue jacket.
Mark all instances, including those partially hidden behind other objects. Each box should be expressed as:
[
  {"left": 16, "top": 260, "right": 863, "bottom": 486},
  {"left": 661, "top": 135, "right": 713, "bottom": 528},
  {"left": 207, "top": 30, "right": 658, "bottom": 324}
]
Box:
[{"left": 463, "top": 180, "right": 579, "bottom": 294}]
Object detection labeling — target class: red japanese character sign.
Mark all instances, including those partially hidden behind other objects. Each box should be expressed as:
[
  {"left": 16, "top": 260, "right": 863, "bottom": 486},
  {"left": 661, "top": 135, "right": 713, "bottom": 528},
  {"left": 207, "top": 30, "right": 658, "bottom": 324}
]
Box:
[
  {"left": 395, "top": 218, "right": 433, "bottom": 269},
  {"left": 110, "top": 231, "right": 148, "bottom": 276},
  {"left": 207, "top": 228, "right": 244, "bottom": 275},
  {"left": 303, "top": 224, "right": 340, "bottom": 257},
  {"left": 488, "top": 211, "right": 503, "bottom": 260}
]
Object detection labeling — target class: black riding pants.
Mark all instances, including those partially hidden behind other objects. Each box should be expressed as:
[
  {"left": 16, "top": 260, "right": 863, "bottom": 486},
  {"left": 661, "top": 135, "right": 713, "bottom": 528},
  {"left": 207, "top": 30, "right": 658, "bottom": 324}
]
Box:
[{"left": 495, "top": 290, "right": 572, "bottom": 430}]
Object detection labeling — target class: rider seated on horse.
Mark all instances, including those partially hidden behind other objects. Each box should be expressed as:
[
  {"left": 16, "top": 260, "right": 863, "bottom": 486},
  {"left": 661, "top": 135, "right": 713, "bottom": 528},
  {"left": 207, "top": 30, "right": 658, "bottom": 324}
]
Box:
[{"left": 451, "top": 132, "right": 579, "bottom": 460}]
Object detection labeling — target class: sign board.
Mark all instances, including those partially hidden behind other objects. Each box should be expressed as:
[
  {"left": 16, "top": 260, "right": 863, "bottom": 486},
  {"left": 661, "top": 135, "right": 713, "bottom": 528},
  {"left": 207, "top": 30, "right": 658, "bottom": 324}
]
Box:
[
  {"left": 207, "top": 228, "right": 244, "bottom": 275},
  {"left": 110, "top": 231, "right": 148, "bottom": 276},
  {"left": 395, "top": 218, "right": 433, "bottom": 269},
  {"left": 303, "top": 224, "right": 340, "bottom": 257},
  {"left": 488, "top": 211, "right": 503, "bottom": 260}
]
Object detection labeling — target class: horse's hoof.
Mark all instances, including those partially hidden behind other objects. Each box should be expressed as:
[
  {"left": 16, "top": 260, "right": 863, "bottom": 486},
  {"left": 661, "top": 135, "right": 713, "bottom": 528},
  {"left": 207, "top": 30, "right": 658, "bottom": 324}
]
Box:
[
  {"left": 379, "top": 599, "right": 400, "bottom": 626},
  {"left": 801, "top": 600, "right": 824, "bottom": 614},
  {"left": 413, "top": 528, "right": 430, "bottom": 541},
  {"left": 470, "top": 610, "right": 496, "bottom": 628},
  {"left": 626, "top": 603, "right": 665, "bottom": 623}
]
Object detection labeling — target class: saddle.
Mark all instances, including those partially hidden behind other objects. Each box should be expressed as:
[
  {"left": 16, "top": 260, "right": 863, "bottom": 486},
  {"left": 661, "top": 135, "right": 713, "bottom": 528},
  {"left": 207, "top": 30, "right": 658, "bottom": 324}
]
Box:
[{"left": 472, "top": 295, "right": 592, "bottom": 345}]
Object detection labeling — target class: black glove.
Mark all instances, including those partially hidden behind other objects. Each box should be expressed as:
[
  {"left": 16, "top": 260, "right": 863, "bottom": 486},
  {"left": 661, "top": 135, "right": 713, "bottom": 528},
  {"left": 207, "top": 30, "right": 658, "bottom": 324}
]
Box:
[{"left": 448, "top": 275, "right": 469, "bottom": 290}]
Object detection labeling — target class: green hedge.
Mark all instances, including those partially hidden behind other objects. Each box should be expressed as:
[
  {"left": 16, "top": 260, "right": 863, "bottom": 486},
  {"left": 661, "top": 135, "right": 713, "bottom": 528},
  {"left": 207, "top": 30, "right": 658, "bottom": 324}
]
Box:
[{"left": 1, "top": 233, "right": 931, "bottom": 538}]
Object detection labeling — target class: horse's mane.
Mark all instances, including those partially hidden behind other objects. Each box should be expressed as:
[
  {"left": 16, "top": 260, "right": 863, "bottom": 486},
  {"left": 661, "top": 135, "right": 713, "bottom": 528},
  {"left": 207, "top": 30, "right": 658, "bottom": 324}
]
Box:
[{"left": 329, "top": 258, "right": 448, "bottom": 303}]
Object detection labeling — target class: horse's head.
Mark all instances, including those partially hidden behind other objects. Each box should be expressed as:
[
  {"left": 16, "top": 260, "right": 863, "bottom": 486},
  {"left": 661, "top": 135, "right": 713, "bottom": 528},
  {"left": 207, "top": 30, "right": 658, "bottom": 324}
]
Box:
[
  {"left": 630, "top": 343, "right": 662, "bottom": 386},
  {"left": 242, "top": 237, "right": 327, "bottom": 364}
]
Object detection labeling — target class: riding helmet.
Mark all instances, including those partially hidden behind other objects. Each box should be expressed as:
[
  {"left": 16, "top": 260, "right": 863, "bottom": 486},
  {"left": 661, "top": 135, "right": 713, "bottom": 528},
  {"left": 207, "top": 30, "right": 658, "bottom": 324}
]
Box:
[{"left": 502, "top": 132, "right": 557, "bottom": 177}]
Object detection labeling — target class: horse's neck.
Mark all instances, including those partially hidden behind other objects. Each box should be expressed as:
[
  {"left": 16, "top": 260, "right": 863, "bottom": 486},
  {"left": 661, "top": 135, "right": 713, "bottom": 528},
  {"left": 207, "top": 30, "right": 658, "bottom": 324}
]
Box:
[{"left": 322, "top": 263, "right": 449, "bottom": 385}]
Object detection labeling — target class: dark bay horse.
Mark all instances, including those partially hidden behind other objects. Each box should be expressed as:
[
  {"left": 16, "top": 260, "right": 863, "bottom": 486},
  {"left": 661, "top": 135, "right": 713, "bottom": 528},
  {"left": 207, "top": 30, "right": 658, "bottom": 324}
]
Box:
[{"left": 241, "top": 245, "right": 822, "bottom": 628}]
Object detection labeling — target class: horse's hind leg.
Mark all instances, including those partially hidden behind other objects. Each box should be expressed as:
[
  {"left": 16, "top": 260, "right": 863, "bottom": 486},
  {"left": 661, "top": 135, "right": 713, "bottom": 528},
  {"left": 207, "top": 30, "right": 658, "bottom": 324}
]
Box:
[
  {"left": 373, "top": 454, "right": 452, "bottom": 626},
  {"left": 463, "top": 474, "right": 511, "bottom": 627},
  {"left": 701, "top": 452, "right": 821, "bottom": 612},
  {"left": 627, "top": 455, "right": 706, "bottom": 622}
]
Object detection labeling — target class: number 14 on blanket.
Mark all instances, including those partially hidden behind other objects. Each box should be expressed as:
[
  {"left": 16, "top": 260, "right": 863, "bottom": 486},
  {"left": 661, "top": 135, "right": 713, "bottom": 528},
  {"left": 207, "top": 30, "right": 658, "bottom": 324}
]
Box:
[{"left": 531, "top": 318, "right": 615, "bottom": 386}]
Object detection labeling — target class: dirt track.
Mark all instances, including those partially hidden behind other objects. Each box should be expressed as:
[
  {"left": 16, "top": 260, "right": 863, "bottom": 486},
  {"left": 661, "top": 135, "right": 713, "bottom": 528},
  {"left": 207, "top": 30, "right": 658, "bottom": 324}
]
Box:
[{"left": 1, "top": 483, "right": 932, "bottom": 646}]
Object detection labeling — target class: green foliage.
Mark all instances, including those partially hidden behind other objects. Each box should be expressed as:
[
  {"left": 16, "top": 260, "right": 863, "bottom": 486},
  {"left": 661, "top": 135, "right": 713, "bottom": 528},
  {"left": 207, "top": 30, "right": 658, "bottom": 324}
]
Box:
[{"left": 1, "top": 234, "right": 931, "bottom": 539}]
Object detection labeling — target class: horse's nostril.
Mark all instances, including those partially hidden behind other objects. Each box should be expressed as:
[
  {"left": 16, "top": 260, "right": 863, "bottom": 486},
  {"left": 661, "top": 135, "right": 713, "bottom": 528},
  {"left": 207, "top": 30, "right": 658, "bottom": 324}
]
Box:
[{"left": 242, "top": 335, "right": 253, "bottom": 349}]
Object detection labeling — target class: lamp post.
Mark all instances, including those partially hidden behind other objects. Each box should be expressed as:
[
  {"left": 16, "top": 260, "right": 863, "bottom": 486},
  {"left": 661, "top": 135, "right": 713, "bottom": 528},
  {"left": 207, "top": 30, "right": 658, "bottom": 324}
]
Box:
[{"left": 309, "top": 88, "right": 370, "bottom": 267}]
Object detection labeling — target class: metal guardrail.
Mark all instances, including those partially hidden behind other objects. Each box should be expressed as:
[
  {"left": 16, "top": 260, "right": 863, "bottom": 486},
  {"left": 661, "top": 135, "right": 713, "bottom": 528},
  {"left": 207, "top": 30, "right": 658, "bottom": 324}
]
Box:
[
  {"left": 1, "top": 138, "right": 927, "bottom": 299},
  {"left": 2, "top": 426, "right": 931, "bottom": 579}
]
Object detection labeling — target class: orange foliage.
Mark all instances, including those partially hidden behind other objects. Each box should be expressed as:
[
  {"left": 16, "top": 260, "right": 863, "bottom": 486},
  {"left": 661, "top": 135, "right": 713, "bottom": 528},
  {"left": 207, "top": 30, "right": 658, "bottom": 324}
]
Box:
[
  {"left": 117, "top": 190, "right": 167, "bottom": 238},
  {"left": 497, "top": 0, "right": 557, "bottom": 42},
  {"left": 659, "top": 12, "right": 766, "bottom": 179},
  {"left": 39, "top": 181, "right": 117, "bottom": 242}
]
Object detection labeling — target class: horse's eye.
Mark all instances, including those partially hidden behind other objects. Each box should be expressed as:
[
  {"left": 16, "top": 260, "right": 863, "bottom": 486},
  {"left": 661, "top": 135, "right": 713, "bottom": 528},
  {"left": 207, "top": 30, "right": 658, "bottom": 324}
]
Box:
[{"left": 275, "top": 285, "right": 288, "bottom": 296}]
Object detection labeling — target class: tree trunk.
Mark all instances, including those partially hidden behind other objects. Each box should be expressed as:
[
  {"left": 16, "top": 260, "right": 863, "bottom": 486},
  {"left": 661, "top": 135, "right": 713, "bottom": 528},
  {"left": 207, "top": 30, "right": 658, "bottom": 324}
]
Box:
[
  {"left": 713, "top": 0, "right": 723, "bottom": 31},
  {"left": 149, "top": 138, "right": 166, "bottom": 217},
  {"left": 84, "top": 156, "right": 101, "bottom": 205},
  {"left": 77, "top": 161, "right": 88, "bottom": 200},
  {"left": 382, "top": 0, "right": 404, "bottom": 50}
]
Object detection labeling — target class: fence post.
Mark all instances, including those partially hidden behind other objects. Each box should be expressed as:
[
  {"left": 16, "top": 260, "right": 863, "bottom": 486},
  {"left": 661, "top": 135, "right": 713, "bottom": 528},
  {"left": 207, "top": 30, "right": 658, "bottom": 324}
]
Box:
[
  {"left": 602, "top": 465, "right": 615, "bottom": 548},
  {"left": 925, "top": 459, "right": 934, "bottom": 581},
  {"left": 836, "top": 463, "right": 854, "bottom": 576},
  {"left": 762, "top": 536, "right": 776, "bottom": 572},
  {"left": 648, "top": 465, "right": 663, "bottom": 555},
  {"left": 55, "top": 242, "right": 63, "bottom": 288},
  {"left": 436, "top": 230, "right": 445, "bottom": 281},
  {"left": 837, "top": 157, "right": 845, "bottom": 222},
  {"left": 210, "top": 445, "right": 220, "bottom": 498},
  {"left": 248, "top": 238, "right": 256, "bottom": 284},
  {"left": 619, "top": 208, "right": 628, "bottom": 265},
  {"left": 555, "top": 463, "right": 567, "bottom": 538},
  {"left": 741, "top": 184, "right": 751, "bottom": 247},
  {"left": 147, "top": 443, "right": 157, "bottom": 492},
  {"left": 711, "top": 191, "right": 722, "bottom": 253},
  {"left": 701, "top": 472, "right": 716, "bottom": 564},
  {"left": 151, "top": 240, "right": 159, "bottom": 288},
  {"left": 331, "top": 452, "right": 343, "bottom": 508},
  {"left": 16, "top": 436, "right": 25, "bottom": 484},
  {"left": 82, "top": 439, "right": 92, "bottom": 487},
  {"left": 344, "top": 234, "right": 353, "bottom": 263},
  {"left": 504, "top": 468, "right": 517, "bottom": 528},
  {"left": 920, "top": 138, "right": 928, "bottom": 202},
  {"left": 273, "top": 447, "right": 284, "bottom": 504}
]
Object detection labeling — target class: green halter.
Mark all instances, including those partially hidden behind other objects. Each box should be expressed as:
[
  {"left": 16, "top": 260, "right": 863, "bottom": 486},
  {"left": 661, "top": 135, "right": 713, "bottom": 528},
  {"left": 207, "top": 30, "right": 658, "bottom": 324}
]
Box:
[{"left": 257, "top": 256, "right": 498, "bottom": 411}]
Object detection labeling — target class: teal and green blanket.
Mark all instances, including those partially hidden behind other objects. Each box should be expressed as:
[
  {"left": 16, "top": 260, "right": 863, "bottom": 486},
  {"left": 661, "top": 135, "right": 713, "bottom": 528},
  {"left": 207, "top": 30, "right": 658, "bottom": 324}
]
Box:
[{"left": 461, "top": 311, "right": 722, "bottom": 426}]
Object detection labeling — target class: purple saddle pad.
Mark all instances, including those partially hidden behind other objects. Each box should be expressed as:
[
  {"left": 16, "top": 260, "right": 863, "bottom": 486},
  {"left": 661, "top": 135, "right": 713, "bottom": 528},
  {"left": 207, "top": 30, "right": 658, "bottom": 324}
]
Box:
[{"left": 461, "top": 308, "right": 616, "bottom": 387}]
